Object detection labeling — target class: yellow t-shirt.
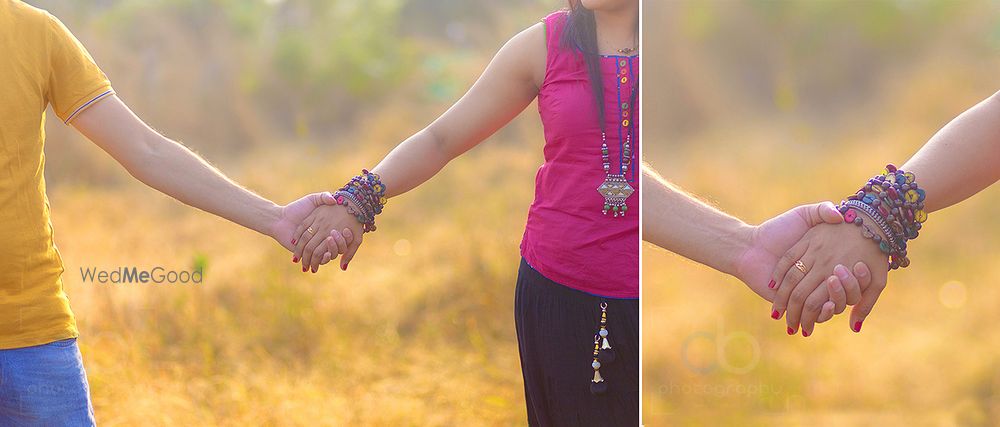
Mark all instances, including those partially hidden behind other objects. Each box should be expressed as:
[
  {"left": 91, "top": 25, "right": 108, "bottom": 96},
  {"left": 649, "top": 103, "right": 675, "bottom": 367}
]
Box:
[{"left": 0, "top": 0, "right": 113, "bottom": 349}]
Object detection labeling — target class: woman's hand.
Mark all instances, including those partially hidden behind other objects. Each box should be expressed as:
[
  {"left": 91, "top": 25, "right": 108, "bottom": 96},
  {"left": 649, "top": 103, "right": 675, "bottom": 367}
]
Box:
[
  {"left": 735, "top": 201, "right": 868, "bottom": 325},
  {"left": 736, "top": 202, "right": 844, "bottom": 298},
  {"left": 270, "top": 192, "right": 336, "bottom": 252},
  {"left": 291, "top": 204, "right": 364, "bottom": 273},
  {"left": 770, "top": 221, "right": 889, "bottom": 336}
]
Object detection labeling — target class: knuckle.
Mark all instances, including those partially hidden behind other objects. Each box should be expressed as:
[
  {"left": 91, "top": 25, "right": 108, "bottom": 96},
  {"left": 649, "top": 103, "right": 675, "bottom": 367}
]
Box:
[
  {"left": 779, "top": 252, "right": 796, "bottom": 266},
  {"left": 788, "top": 292, "right": 805, "bottom": 305}
]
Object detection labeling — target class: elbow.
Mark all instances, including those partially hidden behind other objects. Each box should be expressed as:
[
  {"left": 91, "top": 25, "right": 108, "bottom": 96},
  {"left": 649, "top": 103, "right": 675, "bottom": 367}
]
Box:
[
  {"left": 121, "top": 131, "right": 165, "bottom": 181},
  {"left": 425, "top": 125, "right": 460, "bottom": 161}
]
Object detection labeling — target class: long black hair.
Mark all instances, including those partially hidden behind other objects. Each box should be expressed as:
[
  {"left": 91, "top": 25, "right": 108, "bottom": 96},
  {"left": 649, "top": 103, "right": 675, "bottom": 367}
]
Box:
[{"left": 560, "top": 1, "right": 639, "bottom": 130}]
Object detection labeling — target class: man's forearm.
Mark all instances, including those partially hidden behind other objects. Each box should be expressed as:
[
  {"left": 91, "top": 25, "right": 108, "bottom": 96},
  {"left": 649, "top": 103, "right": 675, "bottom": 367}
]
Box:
[
  {"left": 71, "top": 95, "right": 281, "bottom": 237},
  {"left": 127, "top": 133, "right": 281, "bottom": 236},
  {"left": 642, "top": 164, "right": 752, "bottom": 276}
]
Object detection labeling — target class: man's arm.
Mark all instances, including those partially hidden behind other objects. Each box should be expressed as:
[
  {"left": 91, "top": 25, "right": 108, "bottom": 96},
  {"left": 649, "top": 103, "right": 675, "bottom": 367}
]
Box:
[
  {"left": 70, "top": 94, "right": 326, "bottom": 252},
  {"left": 642, "top": 164, "right": 854, "bottom": 309}
]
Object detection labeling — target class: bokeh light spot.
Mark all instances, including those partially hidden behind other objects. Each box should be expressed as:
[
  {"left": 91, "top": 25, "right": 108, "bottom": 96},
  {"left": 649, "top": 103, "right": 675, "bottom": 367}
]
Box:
[{"left": 938, "top": 280, "right": 966, "bottom": 309}]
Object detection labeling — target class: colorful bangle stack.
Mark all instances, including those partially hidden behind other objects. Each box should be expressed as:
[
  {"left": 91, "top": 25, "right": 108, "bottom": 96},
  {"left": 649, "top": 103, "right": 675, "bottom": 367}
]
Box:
[
  {"left": 332, "top": 169, "right": 388, "bottom": 233},
  {"left": 837, "top": 164, "right": 928, "bottom": 270}
]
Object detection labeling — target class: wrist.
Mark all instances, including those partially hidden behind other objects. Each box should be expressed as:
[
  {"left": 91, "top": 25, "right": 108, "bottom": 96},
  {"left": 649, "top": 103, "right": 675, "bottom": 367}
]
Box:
[
  {"left": 725, "top": 222, "right": 756, "bottom": 279},
  {"left": 261, "top": 202, "right": 283, "bottom": 239}
]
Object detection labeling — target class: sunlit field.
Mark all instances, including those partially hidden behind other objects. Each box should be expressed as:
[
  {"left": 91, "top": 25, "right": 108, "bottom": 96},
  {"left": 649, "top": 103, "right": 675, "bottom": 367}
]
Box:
[
  {"left": 642, "top": 1, "right": 1000, "bottom": 425},
  {"left": 36, "top": 0, "right": 558, "bottom": 425}
]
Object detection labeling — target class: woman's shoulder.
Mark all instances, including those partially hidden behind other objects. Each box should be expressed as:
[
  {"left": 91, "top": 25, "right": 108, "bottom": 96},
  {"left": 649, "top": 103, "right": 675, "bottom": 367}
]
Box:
[{"left": 541, "top": 9, "right": 570, "bottom": 32}]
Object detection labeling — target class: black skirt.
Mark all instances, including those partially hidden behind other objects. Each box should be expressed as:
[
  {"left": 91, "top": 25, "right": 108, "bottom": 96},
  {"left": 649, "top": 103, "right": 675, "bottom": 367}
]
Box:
[{"left": 514, "top": 258, "right": 639, "bottom": 427}]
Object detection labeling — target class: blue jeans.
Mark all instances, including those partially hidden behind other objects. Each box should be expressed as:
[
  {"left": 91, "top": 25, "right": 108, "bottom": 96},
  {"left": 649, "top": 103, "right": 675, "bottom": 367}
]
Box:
[{"left": 0, "top": 338, "right": 96, "bottom": 426}]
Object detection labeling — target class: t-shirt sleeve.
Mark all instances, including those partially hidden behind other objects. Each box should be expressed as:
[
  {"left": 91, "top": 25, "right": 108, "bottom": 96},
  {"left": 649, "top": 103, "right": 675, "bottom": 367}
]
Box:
[{"left": 44, "top": 12, "right": 114, "bottom": 123}]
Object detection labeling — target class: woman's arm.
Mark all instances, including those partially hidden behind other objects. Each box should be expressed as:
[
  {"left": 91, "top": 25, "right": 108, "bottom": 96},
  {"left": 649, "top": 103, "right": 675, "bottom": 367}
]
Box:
[
  {"left": 371, "top": 23, "right": 546, "bottom": 196},
  {"left": 772, "top": 89, "right": 1000, "bottom": 335},
  {"left": 291, "top": 23, "right": 547, "bottom": 270},
  {"left": 902, "top": 90, "right": 1000, "bottom": 212}
]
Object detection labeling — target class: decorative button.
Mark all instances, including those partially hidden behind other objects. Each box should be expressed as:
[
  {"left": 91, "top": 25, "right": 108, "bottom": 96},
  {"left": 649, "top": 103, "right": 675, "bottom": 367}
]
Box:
[
  {"left": 619, "top": 59, "right": 627, "bottom": 67},
  {"left": 620, "top": 76, "right": 627, "bottom": 84},
  {"left": 622, "top": 119, "right": 630, "bottom": 127},
  {"left": 622, "top": 111, "right": 629, "bottom": 118},
  {"left": 621, "top": 102, "right": 629, "bottom": 110}
]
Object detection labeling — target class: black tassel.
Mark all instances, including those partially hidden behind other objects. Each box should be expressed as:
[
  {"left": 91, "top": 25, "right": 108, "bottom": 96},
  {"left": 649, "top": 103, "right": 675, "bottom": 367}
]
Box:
[
  {"left": 590, "top": 380, "right": 608, "bottom": 395},
  {"left": 599, "top": 348, "right": 616, "bottom": 364}
]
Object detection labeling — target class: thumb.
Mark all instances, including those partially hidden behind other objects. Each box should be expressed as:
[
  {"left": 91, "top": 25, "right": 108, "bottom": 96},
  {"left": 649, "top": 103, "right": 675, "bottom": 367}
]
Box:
[
  {"left": 318, "top": 191, "right": 337, "bottom": 206},
  {"left": 802, "top": 201, "right": 844, "bottom": 226}
]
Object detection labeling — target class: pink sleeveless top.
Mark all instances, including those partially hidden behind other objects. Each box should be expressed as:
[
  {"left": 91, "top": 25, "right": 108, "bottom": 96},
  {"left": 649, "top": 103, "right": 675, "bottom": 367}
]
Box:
[{"left": 519, "top": 10, "right": 639, "bottom": 298}]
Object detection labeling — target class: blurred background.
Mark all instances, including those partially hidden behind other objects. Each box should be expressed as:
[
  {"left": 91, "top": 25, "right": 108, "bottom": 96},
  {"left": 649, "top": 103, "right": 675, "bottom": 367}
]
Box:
[
  {"left": 37, "top": 0, "right": 563, "bottom": 425},
  {"left": 643, "top": 1, "right": 1000, "bottom": 426}
]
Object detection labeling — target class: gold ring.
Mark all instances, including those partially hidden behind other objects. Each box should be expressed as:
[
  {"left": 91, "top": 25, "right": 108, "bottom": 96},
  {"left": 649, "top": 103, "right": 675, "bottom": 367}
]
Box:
[
  {"left": 306, "top": 226, "right": 315, "bottom": 235},
  {"left": 794, "top": 260, "right": 807, "bottom": 273}
]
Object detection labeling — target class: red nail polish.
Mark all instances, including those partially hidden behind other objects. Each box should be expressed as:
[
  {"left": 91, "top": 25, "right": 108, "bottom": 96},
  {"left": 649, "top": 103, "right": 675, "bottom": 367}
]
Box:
[
  {"left": 787, "top": 327, "right": 795, "bottom": 335},
  {"left": 341, "top": 264, "right": 347, "bottom": 271},
  {"left": 302, "top": 266, "right": 307, "bottom": 272},
  {"left": 802, "top": 329, "right": 810, "bottom": 337},
  {"left": 768, "top": 280, "right": 776, "bottom": 289},
  {"left": 291, "top": 239, "right": 296, "bottom": 245},
  {"left": 292, "top": 257, "right": 298, "bottom": 263},
  {"left": 771, "top": 310, "right": 780, "bottom": 319},
  {"left": 853, "top": 321, "right": 863, "bottom": 332}
]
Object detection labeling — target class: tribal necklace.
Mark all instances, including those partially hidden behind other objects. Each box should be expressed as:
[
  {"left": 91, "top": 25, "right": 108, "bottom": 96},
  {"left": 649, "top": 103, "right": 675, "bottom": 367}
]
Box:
[{"left": 597, "top": 56, "right": 636, "bottom": 217}]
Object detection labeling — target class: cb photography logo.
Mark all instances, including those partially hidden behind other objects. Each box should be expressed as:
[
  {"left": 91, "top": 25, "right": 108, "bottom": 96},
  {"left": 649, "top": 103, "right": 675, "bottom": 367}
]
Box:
[{"left": 679, "top": 319, "right": 760, "bottom": 375}]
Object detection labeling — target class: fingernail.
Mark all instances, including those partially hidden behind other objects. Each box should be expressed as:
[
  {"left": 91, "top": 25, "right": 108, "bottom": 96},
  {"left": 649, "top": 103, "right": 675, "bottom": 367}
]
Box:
[
  {"left": 312, "top": 268, "right": 317, "bottom": 273},
  {"left": 802, "top": 329, "right": 810, "bottom": 337},
  {"left": 856, "top": 267, "right": 868, "bottom": 277},
  {"left": 853, "top": 321, "right": 863, "bottom": 333},
  {"left": 768, "top": 279, "right": 776, "bottom": 289},
  {"left": 771, "top": 310, "right": 780, "bottom": 319},
  {"left": 834, "top": 264, "right": 849, "bottom": 280},
  {"left": 787, "top": 327, "right": 795, "bottom": 335},
  {"left": 291, "top": 239, "right": 296, "bottom": 245},
  {"left": 302, "top": 266, "right": 307, "bottom": 272},
  {"left": 341, "top": 264, "right": 347, "bottom": 271},
  {"left": 292, "top": 256, "right": 298, "bottom": 263}
]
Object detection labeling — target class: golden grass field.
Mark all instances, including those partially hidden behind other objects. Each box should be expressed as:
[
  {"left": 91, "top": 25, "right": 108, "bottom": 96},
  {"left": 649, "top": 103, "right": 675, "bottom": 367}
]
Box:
[
  {"left": 32, "top": 1, "right": 557, "bottom": 425},
  {"left": 642, "top": 1, "right": 1000, "bottom": 425},
  {"left": 51, "top": 134, "right": 542, "bottom": 426}
]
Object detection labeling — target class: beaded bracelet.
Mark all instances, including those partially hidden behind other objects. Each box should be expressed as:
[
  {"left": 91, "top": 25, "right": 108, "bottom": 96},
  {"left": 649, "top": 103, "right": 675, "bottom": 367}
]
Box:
[
  {"left": 333, "top": 169, "right": 387, "bottom": 233},
  {"left": 838, "top": 164, "right": 928, "bottom": 270},
  {"left": 843, "top": 200, "right": 902, "bottom": 254}
]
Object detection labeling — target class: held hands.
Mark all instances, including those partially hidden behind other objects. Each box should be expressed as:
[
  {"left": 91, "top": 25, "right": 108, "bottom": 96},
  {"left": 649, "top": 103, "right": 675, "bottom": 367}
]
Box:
[
  {"left": 770, "top": 219, "right": 889, "bottom": 336},
  {"left": 270, "top": 192, "right": 363, "bottom": 273},
  {"left": 735, "top": 201, "right": 873, "bottom": 332},
  {"left": 290, "top": 201, "right": 365, "bottom": 273}
]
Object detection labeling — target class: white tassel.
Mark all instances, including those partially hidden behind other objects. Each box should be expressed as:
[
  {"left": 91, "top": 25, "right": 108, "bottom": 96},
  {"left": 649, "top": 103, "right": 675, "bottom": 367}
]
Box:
[{"left": 593, "top": 370, "right": 604, "bottom": 383}]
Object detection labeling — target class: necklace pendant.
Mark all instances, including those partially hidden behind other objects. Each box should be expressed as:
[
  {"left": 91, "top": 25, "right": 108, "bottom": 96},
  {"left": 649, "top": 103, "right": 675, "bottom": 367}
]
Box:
[{"left": 598, "top": 174, "right": 634, "bottom": 217}]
